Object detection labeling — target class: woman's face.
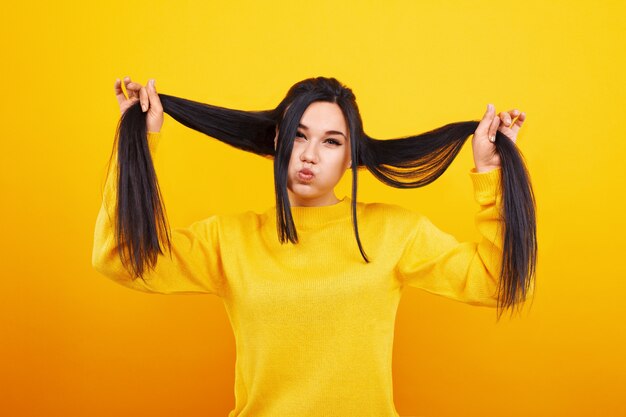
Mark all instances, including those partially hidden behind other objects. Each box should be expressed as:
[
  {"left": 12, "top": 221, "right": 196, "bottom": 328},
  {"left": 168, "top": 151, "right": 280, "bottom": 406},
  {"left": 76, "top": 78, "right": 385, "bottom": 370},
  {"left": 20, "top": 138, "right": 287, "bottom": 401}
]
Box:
[{"left": 274, "top": 101, "right": 352, "bottom": 207}]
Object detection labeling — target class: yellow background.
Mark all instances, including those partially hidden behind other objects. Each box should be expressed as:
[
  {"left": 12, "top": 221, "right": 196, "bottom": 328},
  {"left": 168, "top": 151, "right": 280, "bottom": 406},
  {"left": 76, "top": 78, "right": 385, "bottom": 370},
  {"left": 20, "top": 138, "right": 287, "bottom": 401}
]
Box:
[{"left": 2, "top": 0, "right": 624, "bottom": 416}]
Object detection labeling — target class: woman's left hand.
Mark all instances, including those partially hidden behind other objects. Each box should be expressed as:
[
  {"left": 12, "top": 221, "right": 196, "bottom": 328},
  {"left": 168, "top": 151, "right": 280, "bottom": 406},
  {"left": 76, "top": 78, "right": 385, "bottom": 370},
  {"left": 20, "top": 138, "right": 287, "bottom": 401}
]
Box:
[{"left": 472, "top": 103, "right": 526, "bottom": 173}]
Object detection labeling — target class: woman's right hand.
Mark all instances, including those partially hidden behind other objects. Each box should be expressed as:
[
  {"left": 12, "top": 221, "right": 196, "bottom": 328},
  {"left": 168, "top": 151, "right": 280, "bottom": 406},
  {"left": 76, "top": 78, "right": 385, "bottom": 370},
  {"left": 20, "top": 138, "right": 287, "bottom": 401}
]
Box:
[{"left": 114, "top": 76, "right": 164, "bottom": 133}]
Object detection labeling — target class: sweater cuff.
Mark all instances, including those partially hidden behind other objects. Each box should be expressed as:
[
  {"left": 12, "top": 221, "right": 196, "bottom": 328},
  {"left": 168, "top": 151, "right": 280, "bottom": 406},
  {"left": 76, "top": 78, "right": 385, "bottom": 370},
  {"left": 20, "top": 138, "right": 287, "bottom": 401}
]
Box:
[
  {"left": 147, "top": 131, "right": 161, "bottom": 153},
  {"left": 469, "top": 166, "right": 502, "bottom": 206}
]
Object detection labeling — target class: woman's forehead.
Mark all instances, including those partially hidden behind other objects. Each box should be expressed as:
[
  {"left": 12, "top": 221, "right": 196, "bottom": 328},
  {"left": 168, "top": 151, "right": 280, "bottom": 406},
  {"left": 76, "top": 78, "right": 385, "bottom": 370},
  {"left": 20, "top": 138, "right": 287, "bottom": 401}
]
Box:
[{"left": 300, "top": 102, "right": 348, "bottom": 135}]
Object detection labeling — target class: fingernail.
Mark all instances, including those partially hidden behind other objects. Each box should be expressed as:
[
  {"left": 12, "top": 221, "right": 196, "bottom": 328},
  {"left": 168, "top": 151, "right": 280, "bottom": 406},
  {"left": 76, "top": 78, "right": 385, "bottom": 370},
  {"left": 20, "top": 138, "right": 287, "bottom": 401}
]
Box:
[
  {"left": 487, "top": 103, "right": 493, "bottom": 112},
  {"left": 142, "top": 103, "right": 147, "bottom": 112},
  {"left": 150, "top": 79, "right": 155, "bottom": 86}
]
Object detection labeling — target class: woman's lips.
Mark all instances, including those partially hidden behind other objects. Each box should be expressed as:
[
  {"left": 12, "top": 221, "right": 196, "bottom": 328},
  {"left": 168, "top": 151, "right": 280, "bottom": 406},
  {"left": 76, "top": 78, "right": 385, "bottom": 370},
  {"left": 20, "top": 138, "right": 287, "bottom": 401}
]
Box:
[{"left": 297, "top": 169, "right": 315, "bottom": 181}]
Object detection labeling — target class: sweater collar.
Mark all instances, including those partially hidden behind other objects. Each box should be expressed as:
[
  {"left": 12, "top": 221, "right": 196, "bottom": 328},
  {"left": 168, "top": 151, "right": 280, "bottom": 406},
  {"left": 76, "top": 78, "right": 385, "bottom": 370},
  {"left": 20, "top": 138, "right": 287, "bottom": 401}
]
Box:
[{"left": 265, "top": 195, "right": 353, "bottom": 229}]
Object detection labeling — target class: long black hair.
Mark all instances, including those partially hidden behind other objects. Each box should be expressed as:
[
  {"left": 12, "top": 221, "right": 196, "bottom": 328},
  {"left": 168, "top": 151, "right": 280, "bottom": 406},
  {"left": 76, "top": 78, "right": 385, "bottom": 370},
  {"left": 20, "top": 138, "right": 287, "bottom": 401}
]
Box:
[{"left": 106, "top": 76, "right": 536, "bottom": 319}]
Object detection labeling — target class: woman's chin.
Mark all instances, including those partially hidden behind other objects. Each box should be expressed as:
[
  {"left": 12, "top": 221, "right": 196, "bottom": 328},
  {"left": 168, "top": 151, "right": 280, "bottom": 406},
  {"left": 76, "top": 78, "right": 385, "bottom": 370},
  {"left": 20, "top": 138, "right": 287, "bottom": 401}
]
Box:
[{"left": 288, "top": 185, "right": 323, "bottom": 199}]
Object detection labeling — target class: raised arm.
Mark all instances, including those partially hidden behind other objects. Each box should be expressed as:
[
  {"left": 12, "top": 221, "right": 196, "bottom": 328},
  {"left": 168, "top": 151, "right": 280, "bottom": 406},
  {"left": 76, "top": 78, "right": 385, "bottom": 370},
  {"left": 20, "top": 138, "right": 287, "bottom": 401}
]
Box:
[
  {"left": 92, "top": 130, "right": 226, "bottom": 296},
  {"left": 396, "top": 167, "right": 532, "bottom": 307}
]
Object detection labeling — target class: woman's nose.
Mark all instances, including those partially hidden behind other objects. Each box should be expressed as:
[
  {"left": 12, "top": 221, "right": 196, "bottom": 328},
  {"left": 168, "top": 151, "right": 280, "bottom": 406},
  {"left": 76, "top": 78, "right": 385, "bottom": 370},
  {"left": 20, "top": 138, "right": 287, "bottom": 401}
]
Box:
[{"left": 300, "top": 142, "right": 319, "bottom": 163}]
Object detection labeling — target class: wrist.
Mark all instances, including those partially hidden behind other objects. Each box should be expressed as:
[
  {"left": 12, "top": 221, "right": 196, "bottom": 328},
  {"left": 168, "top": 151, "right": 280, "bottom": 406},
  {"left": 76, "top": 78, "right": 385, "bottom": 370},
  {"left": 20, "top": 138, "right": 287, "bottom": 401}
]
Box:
[{"left": 474, "top": 165, "right": 500, "bottom": 173}]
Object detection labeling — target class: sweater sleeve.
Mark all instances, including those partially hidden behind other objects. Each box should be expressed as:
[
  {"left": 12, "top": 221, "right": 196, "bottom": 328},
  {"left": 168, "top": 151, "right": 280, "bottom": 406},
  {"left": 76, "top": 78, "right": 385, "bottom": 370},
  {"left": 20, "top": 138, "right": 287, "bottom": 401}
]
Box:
[
  {"left": 91, "top": 131, "right": 226, "bottom": 297},
  {"left": 396, "top": 167, "right": 504, "bottom": 307}
]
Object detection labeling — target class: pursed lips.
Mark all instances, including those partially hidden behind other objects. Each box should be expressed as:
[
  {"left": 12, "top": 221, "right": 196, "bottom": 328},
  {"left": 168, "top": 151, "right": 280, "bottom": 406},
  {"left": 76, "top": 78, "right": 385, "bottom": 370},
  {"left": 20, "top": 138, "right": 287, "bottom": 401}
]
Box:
[{"left": 299, "top": 168, "right": 315, "bottom": 176}]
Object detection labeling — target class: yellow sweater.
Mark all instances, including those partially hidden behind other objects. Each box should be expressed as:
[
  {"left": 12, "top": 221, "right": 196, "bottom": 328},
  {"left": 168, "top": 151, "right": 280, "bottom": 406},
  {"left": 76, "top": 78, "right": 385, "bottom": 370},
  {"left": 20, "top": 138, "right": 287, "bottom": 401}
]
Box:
[{"left": 93, "top": 131, "right": 506, "bottom": 417}]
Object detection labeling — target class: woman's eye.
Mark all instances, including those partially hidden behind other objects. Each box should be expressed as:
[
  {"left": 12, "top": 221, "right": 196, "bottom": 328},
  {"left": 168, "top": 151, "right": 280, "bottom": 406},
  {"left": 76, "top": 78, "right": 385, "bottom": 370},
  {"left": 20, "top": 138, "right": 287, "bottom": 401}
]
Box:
[{"left": 294, "top": 132, "right": 341, "bottom": 146}]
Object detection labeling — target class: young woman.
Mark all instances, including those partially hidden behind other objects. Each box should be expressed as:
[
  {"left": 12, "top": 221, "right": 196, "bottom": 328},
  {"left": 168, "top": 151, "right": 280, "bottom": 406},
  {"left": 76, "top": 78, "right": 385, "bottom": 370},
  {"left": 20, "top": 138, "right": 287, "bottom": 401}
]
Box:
[{"left": 92, "top": 75, "right": 536, "bottom": 417}]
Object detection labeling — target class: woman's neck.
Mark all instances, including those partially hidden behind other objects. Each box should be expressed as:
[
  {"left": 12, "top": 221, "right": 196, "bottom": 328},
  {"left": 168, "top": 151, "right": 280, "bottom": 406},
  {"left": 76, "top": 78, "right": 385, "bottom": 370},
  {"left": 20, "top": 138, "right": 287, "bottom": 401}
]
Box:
[{"left": 288, "top": 191, "right": 342, "bottom": 207}]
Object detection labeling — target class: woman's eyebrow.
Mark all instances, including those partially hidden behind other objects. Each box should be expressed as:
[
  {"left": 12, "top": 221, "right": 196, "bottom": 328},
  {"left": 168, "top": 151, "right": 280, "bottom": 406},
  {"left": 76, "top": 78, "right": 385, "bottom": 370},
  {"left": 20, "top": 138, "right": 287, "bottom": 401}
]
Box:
[{"left": 298, "top": 123, "right": 346, "bottom": 139}]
